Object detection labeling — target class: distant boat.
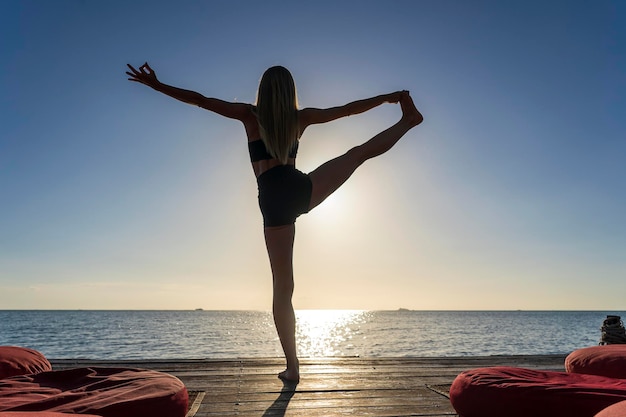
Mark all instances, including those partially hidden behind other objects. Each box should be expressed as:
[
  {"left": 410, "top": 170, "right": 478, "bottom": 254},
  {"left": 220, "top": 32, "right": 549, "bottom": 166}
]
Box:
[
  {"left": 398, "top": 308, "right": 411, "bottom": 312},
  {"left": 194, "top": 308, "right": 204, "bottom": 311}
]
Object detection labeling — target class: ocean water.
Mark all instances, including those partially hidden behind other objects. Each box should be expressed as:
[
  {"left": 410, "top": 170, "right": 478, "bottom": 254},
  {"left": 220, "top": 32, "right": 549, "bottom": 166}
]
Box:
[{"left": 0, "top": 310, "right": 622, "bottom": 360}]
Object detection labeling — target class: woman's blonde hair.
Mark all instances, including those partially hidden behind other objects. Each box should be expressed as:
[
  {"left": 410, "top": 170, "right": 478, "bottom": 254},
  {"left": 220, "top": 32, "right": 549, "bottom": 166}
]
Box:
[{"left": 255, "top": 66, "right": 300, "bottom": 164}]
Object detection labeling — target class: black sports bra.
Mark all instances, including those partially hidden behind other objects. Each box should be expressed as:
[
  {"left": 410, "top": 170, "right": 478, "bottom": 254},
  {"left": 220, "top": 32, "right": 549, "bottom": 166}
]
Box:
[{"left": 248, "top": 139, "right": 299, "bottom": 162}]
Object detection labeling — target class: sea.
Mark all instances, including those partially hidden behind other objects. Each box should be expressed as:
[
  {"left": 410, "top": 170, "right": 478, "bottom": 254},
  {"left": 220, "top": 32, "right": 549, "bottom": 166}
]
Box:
[{"left": 0, "top": 310, "right": 622, "bottom": 360}]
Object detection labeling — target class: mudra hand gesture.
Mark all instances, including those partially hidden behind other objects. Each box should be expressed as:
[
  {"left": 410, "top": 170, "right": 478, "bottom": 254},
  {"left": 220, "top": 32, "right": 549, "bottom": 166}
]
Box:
[{"left": 126, "top": 62, "right": 159, "bottom": 88}]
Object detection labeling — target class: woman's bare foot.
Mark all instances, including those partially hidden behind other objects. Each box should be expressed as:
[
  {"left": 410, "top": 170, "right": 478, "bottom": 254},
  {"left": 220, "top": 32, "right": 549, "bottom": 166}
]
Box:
[
  {"left": 400, "top": 91, "right": 423, "bottom": 127},
  {"left": 278, "top": 367, "right": 300, "bottom": 383}
]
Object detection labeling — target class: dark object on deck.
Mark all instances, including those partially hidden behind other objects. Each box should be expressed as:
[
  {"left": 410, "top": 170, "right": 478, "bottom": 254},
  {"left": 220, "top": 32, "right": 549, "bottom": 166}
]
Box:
[{"left": 600, "top": 315, "right": 626, "bottom": 345}]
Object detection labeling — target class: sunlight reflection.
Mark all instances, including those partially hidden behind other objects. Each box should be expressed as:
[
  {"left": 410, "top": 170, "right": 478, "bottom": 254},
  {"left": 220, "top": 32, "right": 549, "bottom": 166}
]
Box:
[{"left": 295, "top": 310, "right": 366, "bottom": 357}]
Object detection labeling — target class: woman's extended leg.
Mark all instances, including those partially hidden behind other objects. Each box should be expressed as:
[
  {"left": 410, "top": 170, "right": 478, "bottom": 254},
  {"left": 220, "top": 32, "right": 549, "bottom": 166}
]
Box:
[
  {"left": 308, "top": 93, "right": 423, "bottom": 210},
  {"left": 264, "top": 224, "right": 300, "bottom": 382}
]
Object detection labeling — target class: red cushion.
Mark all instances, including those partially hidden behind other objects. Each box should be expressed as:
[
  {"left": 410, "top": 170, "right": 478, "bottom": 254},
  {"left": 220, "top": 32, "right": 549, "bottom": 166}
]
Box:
[
  {"left": 0, "top": 413, "right": 102, "bottom": 417},
  {"left": 595, "top": 400, "right": 626, "bottom": 417},
  {"left": 450, "top": 366, "right": 626, "bottom": 417},
  {"left": 0, "top": 347, "right": 52, "bottom": 379},
  {"left": 567, "top": 345, "right": 626, "bottom": 379},
  {"left": 0, "top": 367, "right": 188, "bottom": 417}
]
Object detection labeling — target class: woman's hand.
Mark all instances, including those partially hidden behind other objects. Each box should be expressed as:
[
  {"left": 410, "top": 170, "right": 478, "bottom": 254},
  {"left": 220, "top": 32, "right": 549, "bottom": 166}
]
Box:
[
  {"left": 386, "top": 90, "right": 409, "bottom": 104},
  {"left": 126, "top": 62, "right": 160, "bottom": 88}
]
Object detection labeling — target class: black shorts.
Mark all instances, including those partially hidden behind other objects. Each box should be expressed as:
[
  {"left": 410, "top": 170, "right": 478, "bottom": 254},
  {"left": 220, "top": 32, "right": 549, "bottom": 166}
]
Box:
[{"left": 257, "top": 165, "right": 312, "bottom": 227}]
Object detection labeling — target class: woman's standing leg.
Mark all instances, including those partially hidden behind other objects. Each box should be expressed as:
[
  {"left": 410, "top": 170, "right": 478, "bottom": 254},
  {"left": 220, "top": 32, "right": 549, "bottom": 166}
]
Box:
[
  {"left": 264, "top": 224, "right": 300, "bottom": 382},
  {"left": 308, "top": 93, "right": 423, "bottom": 210}
]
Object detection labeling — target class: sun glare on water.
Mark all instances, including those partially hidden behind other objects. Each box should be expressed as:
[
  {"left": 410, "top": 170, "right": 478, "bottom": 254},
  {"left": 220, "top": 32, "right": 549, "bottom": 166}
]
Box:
[{"left": 295, "top": 310, "right": 367, "bottom": 357}]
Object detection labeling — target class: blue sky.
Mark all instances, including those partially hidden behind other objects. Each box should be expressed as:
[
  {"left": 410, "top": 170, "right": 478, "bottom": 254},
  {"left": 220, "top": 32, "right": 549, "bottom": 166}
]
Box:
[{"left": 1, "top": 0, "right": 624, "bottom": 310}]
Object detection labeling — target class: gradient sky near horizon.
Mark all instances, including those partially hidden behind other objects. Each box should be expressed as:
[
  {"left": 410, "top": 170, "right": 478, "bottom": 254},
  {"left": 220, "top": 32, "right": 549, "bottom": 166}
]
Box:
[{"left": 1, "top": 0, "right": 624, "bottom": 310}]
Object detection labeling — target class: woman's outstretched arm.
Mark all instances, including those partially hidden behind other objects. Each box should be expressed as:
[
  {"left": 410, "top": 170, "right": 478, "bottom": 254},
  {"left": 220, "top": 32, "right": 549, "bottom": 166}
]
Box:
[
  {"left": 299, "top": 91, "right": 406, "bottom": 129},
  {"left": 126, "top": 63, "right": 249, "bottom": 121}
]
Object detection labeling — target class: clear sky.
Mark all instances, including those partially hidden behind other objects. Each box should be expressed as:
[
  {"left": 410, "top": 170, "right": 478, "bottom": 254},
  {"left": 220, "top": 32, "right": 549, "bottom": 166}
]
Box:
[{"left": 1, "top": 0, "right": 624, "bottom": 310}]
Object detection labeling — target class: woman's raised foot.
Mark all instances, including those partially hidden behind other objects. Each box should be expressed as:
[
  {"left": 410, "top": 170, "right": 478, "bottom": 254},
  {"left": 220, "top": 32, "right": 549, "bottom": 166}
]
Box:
[{"left": 400, "top": 92, "right": 423, "bottom": 127}]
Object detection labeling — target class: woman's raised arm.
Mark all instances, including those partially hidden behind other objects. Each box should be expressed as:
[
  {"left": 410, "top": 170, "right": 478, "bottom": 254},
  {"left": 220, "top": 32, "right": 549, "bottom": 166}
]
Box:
[
  {"left": 299, "top": 91, "right": 406, "bottom": 129},
  {"left": 126, "top": 63, "right": 249, "bottom": 121}
]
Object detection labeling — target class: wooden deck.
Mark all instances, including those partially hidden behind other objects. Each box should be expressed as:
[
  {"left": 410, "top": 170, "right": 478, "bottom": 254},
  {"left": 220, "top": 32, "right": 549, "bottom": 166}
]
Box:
[{"left": 51, "top": 355, "right": 567, "bottom": 417}]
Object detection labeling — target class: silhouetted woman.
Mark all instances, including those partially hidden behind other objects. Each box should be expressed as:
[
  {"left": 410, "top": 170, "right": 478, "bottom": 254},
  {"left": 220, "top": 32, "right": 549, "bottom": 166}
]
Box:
[{"left": 126, "top": 63, "right": 423, "bottom": 382}]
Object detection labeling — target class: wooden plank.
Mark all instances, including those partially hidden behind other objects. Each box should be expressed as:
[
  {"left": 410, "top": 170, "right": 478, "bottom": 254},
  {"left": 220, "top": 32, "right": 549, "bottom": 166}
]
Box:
[{"left": 50, "top": 355, "right": 567, "bottom": 417}]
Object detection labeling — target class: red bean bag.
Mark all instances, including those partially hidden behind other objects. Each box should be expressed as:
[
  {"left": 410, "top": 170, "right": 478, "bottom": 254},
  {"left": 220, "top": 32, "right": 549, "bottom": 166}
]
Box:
[
  {"left": 595, "top": 400, "right": 626, "bottom": 417},
  {"left": 0, "top": 347, "right": 52, "bottom": 379},
  {"left": 0, "top": 413, "right": 102, "bottom": 417},
  {"left": 450, "top": 366, "right": 626, "bottom": 417},
  {"left": 567, "top": 345, "right": 626, "bottom": 379},
  {"left": 0, "top": 367, "right": 188, "bottom": 417}
]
